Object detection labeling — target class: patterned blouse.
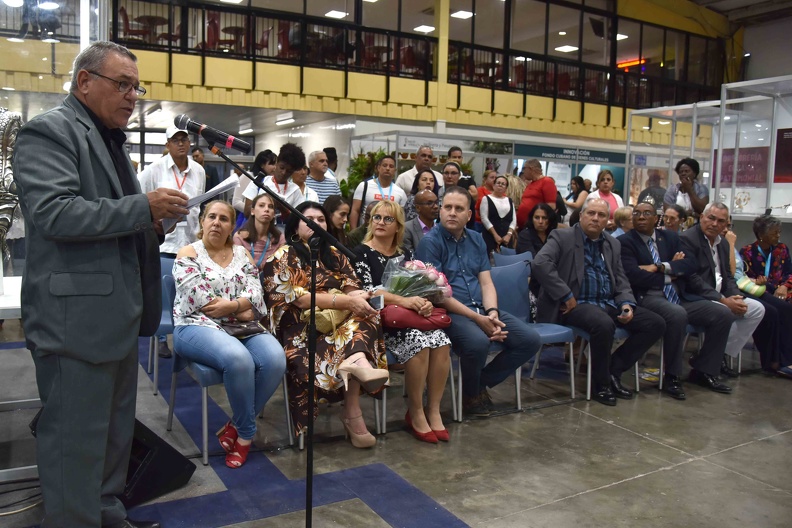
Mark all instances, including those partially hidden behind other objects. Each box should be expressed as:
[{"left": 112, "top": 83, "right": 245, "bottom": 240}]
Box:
[
  {"left": 739, "top": 241, "right": 792, "bottom": 296},
  {"left": 173, "top": 241, "right": 266, "bottom": 330}
]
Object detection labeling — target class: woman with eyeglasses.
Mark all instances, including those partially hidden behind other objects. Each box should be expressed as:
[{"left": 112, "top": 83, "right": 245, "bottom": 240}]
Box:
[
  {"left": 353, "top": 201, "right": 452, "bottom": 443},
  {"left": 480, "top": 175, "right": 517, "bottom": 255},
  {"left": 403, "top": 168, "right": 441, "bottom": 221},
  {"left": 263, "top": 201, "right": 388, "bottom": 448}
]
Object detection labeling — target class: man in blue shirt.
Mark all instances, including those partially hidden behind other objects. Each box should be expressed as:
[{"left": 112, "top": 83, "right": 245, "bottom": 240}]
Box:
[
  {"left": 416, "top": 186, "right": 541, "bottom": 417},
  {"left": 533, "top": 198, "right": 665, "bottom": 406}
]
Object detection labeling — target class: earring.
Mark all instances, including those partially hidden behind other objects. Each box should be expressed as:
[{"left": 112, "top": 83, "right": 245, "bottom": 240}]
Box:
[{"left": 291, "top": 234, "right": 301, "bottom": 243}]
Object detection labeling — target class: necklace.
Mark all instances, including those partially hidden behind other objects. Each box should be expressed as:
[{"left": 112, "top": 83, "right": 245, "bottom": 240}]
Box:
[{"left": 207, "top": 246, "right": 232, "bottom": 265}]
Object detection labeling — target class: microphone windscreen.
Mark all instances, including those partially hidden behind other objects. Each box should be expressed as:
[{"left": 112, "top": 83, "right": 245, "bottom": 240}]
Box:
[{"left": 174, "top": 114, "right": 190, "bottom": 129}]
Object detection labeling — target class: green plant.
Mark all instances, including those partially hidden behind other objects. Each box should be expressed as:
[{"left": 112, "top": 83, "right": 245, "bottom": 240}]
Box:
[{"left": 340, "top": 148, "right": 387, "bottom": 199}]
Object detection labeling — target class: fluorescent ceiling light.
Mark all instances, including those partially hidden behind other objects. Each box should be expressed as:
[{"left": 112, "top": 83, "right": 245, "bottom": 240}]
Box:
[
  {"left": 559, "top": 31, "right": 566, "bottom": 36},
  {"left": 3, "top": 0, "right": 24, "bottom": 7},
  {"left": 38, "top": 1, "right": 59, "bottom": 9},
  {"left": 554, "top": 45, "right": 578, "bottom": 53},
  {"left": 755, "top": 123, "right": 762, "bottom": 127},
  {"left": 744, "top": 52, "right": 751, "bottom": 57},
  {"left": 6, "top": 37, "right": 24, "bottom": 43},
  {"left": 325, "top": 10, "right": 348, "bottom": 19},
  {"left": 413, "top": 25, "right": 435, "bottom": 33},
  {"left": 238, "top": 128, "right": 253, "bottom": 135},
  {"left": 642, "top": 126, "right": 650, "bottom": 130},
  {"left": 276, "top": 118, "right": 295, "bottom": 126},
  {"left": 451, "top": 11, "right": 473, "bottom": 19},
  {"left": 758, "top": 138, "right": 764, "bottom": 141},
  {"left": 616, "top": 34, "right": 628, "bottom": 40},
  {"left": 363, "top": 0, "right": 378, "bottom": 2},
  {"left": 515, "top": 56, "right": 532, "bottom": 62},
  {"left": 658, "top": 120, "right": 670, "bottom": 125},
  {"left": 220, "top": 0, "right": 244, "bottom": 3}
]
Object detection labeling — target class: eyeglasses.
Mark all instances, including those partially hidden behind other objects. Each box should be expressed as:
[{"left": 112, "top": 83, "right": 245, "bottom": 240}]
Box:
[
  {"left": 416, "top": 200, "right": 438, "bottom": 206},
  {"left": 632, "top": 210, "right": 656, "bottom": 218},
  {"left": 372, "top": 214, "right": 395, "bottom": 225},
  {"left": 88, "top": 71, "right": 146, "bottom": 96},
  {"left": 169, "top": 136, "right": 190, "bottom": 145}
]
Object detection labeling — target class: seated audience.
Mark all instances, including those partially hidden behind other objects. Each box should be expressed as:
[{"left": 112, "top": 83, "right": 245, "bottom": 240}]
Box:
[
  {"left": 323, "top": 195, "right": 351, "bottom": 247},
  {"left": 620, "top": 202, "right": 736, "bottom": 398},
  {"left": 173, "top": 201, "right": 287, "bottom": 468},
  {"left": 353, "top": 201, "right": 451, "bottom": 443},
  {"left": 587, "top": 170, "right": 624, "bottom": 231},
  {"left": 662, "top": 204, "right": 687, "bottom": 233},
  {"left": 564, "top": 176, "right": 589, "bottom": 226},
  {"left": 404, "top": 168, "right": 441, "bottom": 221},
  {"left": 404, "top": 189, "right": 438, "bottom": 253},
  {"left": 739, "top": 215, "right": 792, "bottom": 376},
  {"left": 610, "top": 205, "right": 634, "bottom": 237},
  {"left": 263, "top": 201, "right": 388, "bottom": 448},
  {"left": 664, "top": 158, "right": 709, "bottom": 217},
  {"left": 416, "top": 186, "right": 541, "bottom": 417},
  {"left": 516, "top": 159, "right": 558, "bottom": 228},
  {"left": 532, "top": 198, "right": 666, "bottom": 406},
  {"left": 350, "top": 155, "right": 406, "bottom": 228},
  {"left": 680, "top": 202, "right": 765, "bottom": 378},
  {"left": 480, "top": 175, "right": 517, "bottom": 255},
  {"left": 233, "top": 193, "right": 286, "bottom": 270},
  {"left": 516, "top": 203, "right": 558, "bottom": 258}
]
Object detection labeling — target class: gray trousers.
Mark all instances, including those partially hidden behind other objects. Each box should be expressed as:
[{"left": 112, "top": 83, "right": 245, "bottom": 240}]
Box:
[
  {"left": 640, "top": 294, "right": 735, "bottom": 377},
  {"left": 33, "top": 346, "right": 138, "bottom": 528}
]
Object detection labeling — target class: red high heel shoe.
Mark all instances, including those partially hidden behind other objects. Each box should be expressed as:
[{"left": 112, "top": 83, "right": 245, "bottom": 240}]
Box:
[
  {"left": 405, "top": 411, "right": 437, "bottom": 444},
  {"left": 216, "top": 421, "right": 238, "bottom": 453},
  {"left": 225, "top": 439, "right": 251, "bottom": 468},
  {"left": 425, "top": 408, "right": 449, "bottom": 442}
]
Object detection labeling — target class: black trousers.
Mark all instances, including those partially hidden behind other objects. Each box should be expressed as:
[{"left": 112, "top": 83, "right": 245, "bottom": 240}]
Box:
[
  {"left": 749, "top": 292, "right": 792, "bottom": 369},
  {"left": 561, "top": 303, "right": 665, "bottom": 388}
]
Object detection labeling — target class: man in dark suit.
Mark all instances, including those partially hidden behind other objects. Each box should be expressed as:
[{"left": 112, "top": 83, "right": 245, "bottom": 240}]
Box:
[
  {"left": 680, "top": 202, "right": 765, "bottom": 380},
  {"left": 533, "top": 198, "right": 665, "bottom": 406},
  {"left": 14, "top": 41, "right": 189, "bottom": 528},
  {"left": 403, "top": 189, "right": 438, "bottom": 253},
  {"left": 621, "top": 201, "right": 736, "bottom": 398}
]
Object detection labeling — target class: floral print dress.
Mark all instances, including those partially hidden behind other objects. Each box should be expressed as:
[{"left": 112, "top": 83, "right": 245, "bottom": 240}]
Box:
[
  {"left": 740, "top": 241, "right": 792, "bottom": 301},
  {"left": 262, "top": 243, "right": 386, "bottom": 435}
]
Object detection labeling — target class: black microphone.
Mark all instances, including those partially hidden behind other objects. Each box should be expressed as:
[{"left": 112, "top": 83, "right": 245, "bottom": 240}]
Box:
[{"left": 174, "top": 115, "right": 252, "bottom": 154}]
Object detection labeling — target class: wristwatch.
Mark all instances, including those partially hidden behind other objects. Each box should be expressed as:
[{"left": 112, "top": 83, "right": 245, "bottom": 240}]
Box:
[{"left": 656, "top": 263, "right": 665, "bottom": 274}]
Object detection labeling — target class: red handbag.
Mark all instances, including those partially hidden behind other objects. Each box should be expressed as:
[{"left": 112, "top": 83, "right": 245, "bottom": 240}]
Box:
[{"left": 380, "top": 305, "right": 451, "bottom": 331}]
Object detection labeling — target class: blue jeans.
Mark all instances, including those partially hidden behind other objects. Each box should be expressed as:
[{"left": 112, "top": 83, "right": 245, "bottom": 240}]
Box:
[
  {"left": 445, "top": 311, "right": 541, "bottom": 399},
  {"left": 173, "top": 325, "right": 286, "bottom": 440}
]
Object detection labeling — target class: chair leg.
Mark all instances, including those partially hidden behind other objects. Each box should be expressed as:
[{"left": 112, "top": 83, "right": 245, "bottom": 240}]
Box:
[
  {"left": 298, "top": 431, "right": 305, "bottom": 451},
  {"left": 201, "top": 387, "right": 209, "bottom": 466},
  {"left": 737, "top": 349, "right": 742, "bottom": 374},
  {"left": 658, "top": 340, "right": 665, "bottom": 390},
  {"left": 147, "top": 336, "right": 155, "bottom": 374},
  {"left": 448, "top": 363, "right": 458, "bottom": 422},
  {"left": 380, "top": 388, "right": 387, "bottom": 435},
  {"left": 153, "top": 342, "right": 160, "bottom": 396},
  {"left": 529, "top": 348, "right": 542, "bottom": 379},
  {"left": 634, "top": 362, "right": 640, "bottom": 392},
  {"left": 584, "top": 344, "right": 592, "bottom": 401},
  {"left": 167, "top": 371, "right": 177, "bottom": 431},
  {"left": 456, "top": 361, "right": 463, "bottom": 422},
  {"left": 515, "top": 367, "right": 522, "bottom": 411},
  {"left": 282, "top": 375, "right": 294, "bottom": 446},
  {"left": 374, "top": 394, "right": 382, "bottom": 435},
  {"left": 568, "top": 342, "right": 576, "bottom": 399}
]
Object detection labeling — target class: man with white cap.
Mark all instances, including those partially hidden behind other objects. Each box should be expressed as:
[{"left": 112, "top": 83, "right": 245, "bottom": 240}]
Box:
[{"left": 138, "top": 125, "right": 205, "bottom": 357}]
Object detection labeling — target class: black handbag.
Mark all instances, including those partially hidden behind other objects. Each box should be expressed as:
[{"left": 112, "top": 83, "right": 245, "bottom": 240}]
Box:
[{"left": 219, "top": 306, "right": 267, "bottom": 338}]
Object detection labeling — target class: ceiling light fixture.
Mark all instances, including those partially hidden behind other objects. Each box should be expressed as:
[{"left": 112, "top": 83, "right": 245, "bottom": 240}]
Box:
[
  {"left": 515, "top": 56, "right": 533, "bottom": 62},
  {"left": 276, "top": 118, "right": 295, "bottom": 126},
  {"left": 276, "top": 111, "right": 294, "bottom": 126},
  {"left": 413, "top": 25, "right": 435, "bottom": 33},
  {"left": 325, "top": 10, "right": 348, "bottom": 19},
  {"left": 643, "top": 126, "right": 651, "bottom": 130},
  {"left": 38, "top": 1, "right": 59, "bottom": 9},
  {"left": 451, "top": 10, "right": 473, "bottom": 19},
  {"left": 616, "top": 34, "right": 628, "bottom": 40},
  {"left": 238, "top": 128, "right": 253, "bottom": 135},
  {"left": 2, "top": 0, "right": 24, "bottom": 7},
  {"left": 554, "top": 45, "right": 578, "bottom": 53},
  {"left": 219, "top": 0, "right": 244, "bottom": 4},
  {"left": 658, "top": 120, "right": 670, "bottom": 125},
  {"left": 1, "top": 86, "right": 15, "bottom": 91},
  {"left": 617, "top": 58, "right": 646, "bottom": 68},
  {"left": 42, "top": 36, "right": 60, "bottom": 43},
  {"left": 558, "top": 31, "right": 566, "bottom": 36},
  {"left": 363, "top": 0, "right": 379, "bottom": 3},
  {"left": 6, "top": 37, "right": 24, "bottom": 43}
]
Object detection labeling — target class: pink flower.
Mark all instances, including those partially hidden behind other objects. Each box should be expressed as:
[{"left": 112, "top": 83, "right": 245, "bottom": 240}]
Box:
[{"left": 426, "top": 270, "right": 439, "bottom": 282}]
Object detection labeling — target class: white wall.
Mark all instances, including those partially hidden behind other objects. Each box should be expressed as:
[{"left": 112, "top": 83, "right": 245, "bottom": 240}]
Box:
[{"left": 744, "top": 18, "right": 792, "bottom": 81}]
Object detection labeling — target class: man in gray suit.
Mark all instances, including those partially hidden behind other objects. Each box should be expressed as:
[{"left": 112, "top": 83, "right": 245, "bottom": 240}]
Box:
[
  {"left": 14, "top": 42, "right": 188, "bottom": 528},
  {"left": 403, "top": 189, "right": 438, "bottom": 253},
  {"left": 533, "top": 198, "right": 665, "bottom": 406}
]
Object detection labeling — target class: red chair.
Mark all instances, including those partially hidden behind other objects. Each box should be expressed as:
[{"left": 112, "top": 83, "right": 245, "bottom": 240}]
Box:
[
  {"left": 277, "top": 24, "right": 299, "bottom": 59},
  {"left": 158, "top": 23, "right": 181, "bottom": 44},
  {"left": 119, "top": 7, "right": 149, "bottom": 40},
  {"left": 254, "top": 27, "right": 271, "bottom": 54}
]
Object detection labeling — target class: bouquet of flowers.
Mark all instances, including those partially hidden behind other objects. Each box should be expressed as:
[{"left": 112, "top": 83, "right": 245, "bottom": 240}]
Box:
[{"left": 381, "top": 257, "right": 452, "bottom": 303}]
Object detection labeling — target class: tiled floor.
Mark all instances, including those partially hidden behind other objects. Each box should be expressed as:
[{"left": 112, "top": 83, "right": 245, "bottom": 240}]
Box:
[{"left": 2, "top": 319, "right": 790, "bottom": 527}]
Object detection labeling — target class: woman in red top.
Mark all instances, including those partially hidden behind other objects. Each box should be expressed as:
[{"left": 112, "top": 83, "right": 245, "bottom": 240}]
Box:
[
  {"left": 516, "top": 160, "right": 558, "bottom": 228},
  {"left": 474, "top": 169, "right": 496, "bottom": 226}
]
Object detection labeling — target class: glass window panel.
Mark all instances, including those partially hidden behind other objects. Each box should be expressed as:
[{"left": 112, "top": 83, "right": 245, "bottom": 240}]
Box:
[
  {"left": 615, "top": 19, "right": 640, "bottom": 70},
  {"left": 249, "top": 1, "right": 303, "bottom": 15},
  {"left": 362, "top": 0, "right": 398, "bottom": 31},
  {"left": 399, "top": 0, "right": 438, "bottom": 36},
  {"left": 473, "top": 0, "right": 505, "bottom": 48},
  {"left": 511, "top": 0, "right": 546, "bottom": 55},
  {"left": 641, "top": 24, "right": 664, "bottom": 78},
  {"left": 688, "top": 34, "right": 706, "bottom": 84},
  {"left": 547, "top": 3, "right": 581, "bottom": 61},
  {"left": 664, "top": 29, "right": 687, "bottom": 81},
  {"left": 449, "top": 0, "right": 473, "bottom": 43},
  {"left": 306, "top": 0, "right": 354, "bottom": 22},
  {"left": 581, "top": 13, "right": 611, "bottom": 66},
  {"left": 706, "top": 39, "right": 722, "bottom": 87}
]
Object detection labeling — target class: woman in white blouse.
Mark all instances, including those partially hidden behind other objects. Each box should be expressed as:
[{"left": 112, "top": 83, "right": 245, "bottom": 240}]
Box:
[
  {"left": 480, "top": 175, "right": 517, "bottom": 255},
  {"left": 172, "top": 200, "right": 286, "bottom": 469}
]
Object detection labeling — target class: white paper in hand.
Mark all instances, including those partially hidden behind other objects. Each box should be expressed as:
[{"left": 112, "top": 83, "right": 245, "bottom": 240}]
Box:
[{"left": 162, "top": 175, "right": 240, "bottom": 233}]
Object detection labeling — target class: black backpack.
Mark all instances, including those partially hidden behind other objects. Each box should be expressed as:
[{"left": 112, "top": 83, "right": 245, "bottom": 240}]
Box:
[{"left": 555, "top": 191, "right": 568, "bottom": 218}]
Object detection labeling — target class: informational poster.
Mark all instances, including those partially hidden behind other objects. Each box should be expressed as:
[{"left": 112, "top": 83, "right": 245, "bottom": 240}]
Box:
[
  {"left": 713, "top": 146, "right": 770, "bottom": 187},
  {"left": 774, "top": 128, "right": 792, "bottom": 183}
]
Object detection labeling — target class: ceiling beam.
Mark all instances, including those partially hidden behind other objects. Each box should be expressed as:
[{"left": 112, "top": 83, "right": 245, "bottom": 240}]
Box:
[{"left": 727, "top": 0, "right": 792, "bottom": 22}]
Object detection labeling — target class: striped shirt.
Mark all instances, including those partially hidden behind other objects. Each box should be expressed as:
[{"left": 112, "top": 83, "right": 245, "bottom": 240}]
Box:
[
  {"left": 305, "top": 173, "right": 341, "bottom": 206},
  {"left": 579, "top": 234, "right": 616, "bottom": 309}
]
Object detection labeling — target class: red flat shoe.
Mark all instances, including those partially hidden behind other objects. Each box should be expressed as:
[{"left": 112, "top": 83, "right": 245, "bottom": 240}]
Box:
[
  {"left": 225, "top": 440, "right": 251, "bottom": 468},
  {"left": 405, "top": 411, "right": 437, "bottom": 444},
  {"left": 216, "top": 421, "right": 238, "bottom": 453},
  {"left": 432, "top": 428, "right": 450, "bottom": 442}
]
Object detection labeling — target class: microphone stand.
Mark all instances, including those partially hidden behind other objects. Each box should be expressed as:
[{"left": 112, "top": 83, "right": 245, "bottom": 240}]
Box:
[{"left": 209, "top": 145, "right": 354, "bottom": 528}]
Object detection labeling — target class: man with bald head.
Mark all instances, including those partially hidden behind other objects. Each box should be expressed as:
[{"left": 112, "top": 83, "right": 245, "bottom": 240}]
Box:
[
  {"left": 533, "top": 198, "right": 665, "bottom": 406},
  {"left": 404, "top": 189, "right": 438, "bottom": 252},
  {"left": 395, "top": 144, "right": 442, "bottom": 194},
  {"left": 305, "top": 149, "right": 341, "bottom": 204}
]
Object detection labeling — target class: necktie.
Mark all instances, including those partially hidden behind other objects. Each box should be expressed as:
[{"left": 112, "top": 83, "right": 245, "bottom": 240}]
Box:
[{"left": 647, "top": 238, "right": 680, "bottom": 305}]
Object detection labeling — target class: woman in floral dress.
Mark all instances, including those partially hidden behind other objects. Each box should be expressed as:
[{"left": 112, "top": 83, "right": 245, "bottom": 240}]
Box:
[{"left": 262, "top": 201, "right": 388, "bottom": 448}]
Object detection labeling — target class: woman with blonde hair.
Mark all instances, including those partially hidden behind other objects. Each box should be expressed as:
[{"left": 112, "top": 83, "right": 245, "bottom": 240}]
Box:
[{"left": 353, "top": 201, "right": 452, "bottom": 443}]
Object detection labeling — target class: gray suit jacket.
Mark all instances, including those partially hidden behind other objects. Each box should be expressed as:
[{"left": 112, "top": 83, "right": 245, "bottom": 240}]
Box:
[
  {"left": 532, "top": 224, "right": 636, "bottom": 324},
  {"left": 403, "top": 217, "right": 428, "bottom": 253},
  {"left": 14, "top": 94, "right": 160, "bottom": 363},
  {"left": 679, "top": 223, "right": 740, "bottom": 301}
]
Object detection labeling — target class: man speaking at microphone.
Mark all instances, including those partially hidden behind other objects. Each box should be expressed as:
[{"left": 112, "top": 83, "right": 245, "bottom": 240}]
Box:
[{"left": 14, "top": 41, "right": 189, "bottom": 528}]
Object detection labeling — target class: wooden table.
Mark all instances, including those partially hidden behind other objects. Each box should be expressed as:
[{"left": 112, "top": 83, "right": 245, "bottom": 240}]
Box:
[
  {"left": 134, "top": 15, "right": 168, "bottom": 45},
  {"left": 221, "top": 26, "right": 246, "bottom": 53}
]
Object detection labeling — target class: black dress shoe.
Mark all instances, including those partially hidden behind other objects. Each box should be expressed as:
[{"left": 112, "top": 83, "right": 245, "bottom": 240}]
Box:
[
  {"left": 157, "top": 340, "right": 172, "bottom": 358},
  {"left": 610, "top": 374, "right": 633, "bottom": 400},
  {"left": 592, "top": 386, "right": 617, "bottom": 406},
  {"left": 688, "top": 369, "right": 732, "bottom": 394},
  {"left": 661, "top": 375, "right": 686, "bottom": 400},
  {"left": 104, "top": 519, "right": 161, "bottom": 528},
  {"left": 462, "top": 395, "right": 491, "bottom": 417},
  {"left": 720, "top": 358, "right": 739, "bottom": 378}
]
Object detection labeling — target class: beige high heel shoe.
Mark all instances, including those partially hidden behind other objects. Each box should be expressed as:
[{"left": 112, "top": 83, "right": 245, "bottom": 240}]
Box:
[
  {"left": 340, "top": 414, "right": 376, "bottom": 448},
  {"left": 337, "top": 352, "right": 389, "bottom": 393}
]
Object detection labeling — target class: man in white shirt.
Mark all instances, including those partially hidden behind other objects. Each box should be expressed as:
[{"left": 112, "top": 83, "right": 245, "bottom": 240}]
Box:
[
  {"left": 350, "top": 155, "right": 407, "bottom": 227},
  {"left": 242, "top": 142, "right": 306, "bottom": 224},
  {"left": 138, "top": 125, "right": 205, "bottom": 358},
  {"left": 305, "top": 150, "right": 341, "bottom": 205},
  {"left": 395, "top": 145, "right": 442, "bottom": 195}
]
